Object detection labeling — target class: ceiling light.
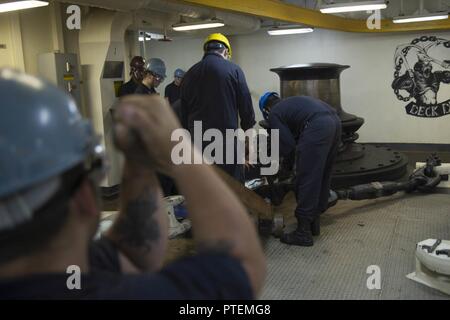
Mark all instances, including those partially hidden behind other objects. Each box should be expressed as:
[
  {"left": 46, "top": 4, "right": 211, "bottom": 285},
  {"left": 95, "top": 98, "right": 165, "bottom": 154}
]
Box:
[
  {"left": 172, "top": 19, "right": 225, "bottom": 31},
  {"left": 268, "top": 27, "right": 314, "bottom": 36},
  {"left": 320, "top": 1, "right": 387, "bottom": 14},
  {"left": 0, "top": 0, "right": 48, "bottom": 13},
  {"left": 139, "top": 32, "right": 164, "bottom": 41},
  {"left": 393, "top": 12, "right": 449, "bottom": 24},
  {"left": 147, "top": 32, "right": 165, "bottom": 40}
]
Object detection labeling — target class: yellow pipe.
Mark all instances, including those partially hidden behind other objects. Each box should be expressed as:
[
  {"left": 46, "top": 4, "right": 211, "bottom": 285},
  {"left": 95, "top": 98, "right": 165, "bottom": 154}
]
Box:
[{"left": 179, "top": 0, "right": 450, "bottom": 33}]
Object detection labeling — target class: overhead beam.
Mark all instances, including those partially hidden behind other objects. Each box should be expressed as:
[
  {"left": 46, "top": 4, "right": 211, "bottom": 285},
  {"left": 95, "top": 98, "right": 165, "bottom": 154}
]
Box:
[{"left": 179, "top": 0, "right": 450, "bottom": 33}]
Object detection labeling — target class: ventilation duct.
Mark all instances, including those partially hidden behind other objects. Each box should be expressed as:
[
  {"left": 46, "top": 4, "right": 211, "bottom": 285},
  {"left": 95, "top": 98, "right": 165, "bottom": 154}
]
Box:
[{"left": 59, "top": 0, "right": 261, "bottom": 35}]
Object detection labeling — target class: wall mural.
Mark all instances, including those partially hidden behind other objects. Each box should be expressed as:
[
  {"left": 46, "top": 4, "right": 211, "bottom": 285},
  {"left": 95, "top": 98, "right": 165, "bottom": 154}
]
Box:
[{"left": 392, "top": 36, "right": 450, "bottom": 118}]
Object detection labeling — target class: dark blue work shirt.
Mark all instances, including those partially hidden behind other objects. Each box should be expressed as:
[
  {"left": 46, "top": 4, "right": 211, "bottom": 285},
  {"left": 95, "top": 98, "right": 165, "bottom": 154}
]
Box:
[
  {"left": 268, "top": 96, "right": 337, "bottom": 157},
  {"left": 0, "top": 238, "right": 253, "bottom": 300},
  {"left": 135, "top": 83, "right": 157, "bottom": 95},
  {"left": 118, "top": 79, "right": 139, "bottom": 97},
  {"left": 165, "top": 82, "right": 181, "bottom": 105},
  {"left": 180, "top": 53, "right": 255, "bottom": 133}
]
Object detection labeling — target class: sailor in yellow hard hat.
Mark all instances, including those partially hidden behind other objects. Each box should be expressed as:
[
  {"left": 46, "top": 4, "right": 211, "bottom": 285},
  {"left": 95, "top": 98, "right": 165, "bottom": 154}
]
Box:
[
  {"left": 180, "top": 33, "right": 255, "bottom": 183},
  {"left": 203, "top": 33, "right": 233, "bottom": 60}
]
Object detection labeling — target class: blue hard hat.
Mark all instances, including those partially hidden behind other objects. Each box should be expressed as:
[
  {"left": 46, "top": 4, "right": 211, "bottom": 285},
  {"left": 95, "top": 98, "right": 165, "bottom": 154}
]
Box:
[
  {"left": 0, "top": 68, "right": 99, "bottom": 199},
  {"left": 146, "top": 58, "right": 167, "bottom": 79},
  {"left": 259, "top": 92, "right": 279, "bottom": 120},
  {"left": 174, "top": 68, "right": 185, "bottom": 78}
]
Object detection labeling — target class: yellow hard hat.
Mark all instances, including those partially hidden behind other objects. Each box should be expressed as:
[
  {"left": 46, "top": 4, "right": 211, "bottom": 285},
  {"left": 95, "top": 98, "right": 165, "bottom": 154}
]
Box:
[{"left": 204, "top": 33, "right": 232, "bottom": 59}]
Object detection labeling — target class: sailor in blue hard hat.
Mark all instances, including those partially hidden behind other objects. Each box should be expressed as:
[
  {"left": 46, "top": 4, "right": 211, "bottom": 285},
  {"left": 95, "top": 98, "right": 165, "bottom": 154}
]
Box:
[
  {"left": 165, "top": 68, "right": 186, "bottom": 105},
  {"left": 259, "top": 92, "right": 280, "bottom": 121},
  {"left": 0, "top": 68, "right": 265, "bottom": 299},
  {"left": 135, "top": 57, "right": 167, "bottom": 95},
  {"left": 259, "top": 91, "right": 342, "bottom": 247}
]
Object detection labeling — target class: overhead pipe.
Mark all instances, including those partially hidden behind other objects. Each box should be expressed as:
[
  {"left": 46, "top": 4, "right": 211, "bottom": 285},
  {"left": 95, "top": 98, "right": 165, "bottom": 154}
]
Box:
[
  {"left": 179, "top": 0, "right": 450, "bottom": 33},
  {"left": 59, "top": 0, "right": 260, "bottom": 34},
  {"left": 143, "top": 0, "right": 260, "bottom": 33}
]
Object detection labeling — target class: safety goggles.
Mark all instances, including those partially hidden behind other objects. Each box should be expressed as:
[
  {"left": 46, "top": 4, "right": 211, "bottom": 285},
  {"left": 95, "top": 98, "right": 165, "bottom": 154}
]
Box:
[{"left": 150, "top": 72, "right": 165, "bottom": 82}]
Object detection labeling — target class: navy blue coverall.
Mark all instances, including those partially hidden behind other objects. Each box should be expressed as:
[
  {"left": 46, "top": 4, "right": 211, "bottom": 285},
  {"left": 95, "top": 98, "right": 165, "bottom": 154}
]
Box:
[
  {"left": 165, "top": 81, "right": 181, "bottom": 105},
  {"left": 134, "top": 83, "right": 157, "bottom": 95},
  {"left": 118, "top": 79, "right": 139, "bottom": 97},
  {"left": 0, "top": 238, "right": 253, "bottom": 299},
  {"left": 180, "top": 52, "right": 256, "bottom": 182},
  {"left": 268, "top": 96, "right": 341, "bottom": 220}
]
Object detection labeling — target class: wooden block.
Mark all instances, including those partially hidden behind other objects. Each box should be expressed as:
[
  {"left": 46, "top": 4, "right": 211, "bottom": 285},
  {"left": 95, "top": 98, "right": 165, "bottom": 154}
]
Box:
[{"left": 213, "top": 166, "right": 272, "bottom": 220}]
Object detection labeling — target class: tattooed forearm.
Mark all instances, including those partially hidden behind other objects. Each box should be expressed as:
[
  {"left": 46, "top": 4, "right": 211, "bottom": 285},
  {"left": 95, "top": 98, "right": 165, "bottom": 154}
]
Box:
[{"left": 113, "top": 188, "right": 160, "bottom": 252}]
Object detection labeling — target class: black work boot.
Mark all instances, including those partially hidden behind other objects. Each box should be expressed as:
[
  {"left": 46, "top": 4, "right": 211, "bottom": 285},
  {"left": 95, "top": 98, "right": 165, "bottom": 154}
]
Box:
[
  {"left": 311, "top": 216, "right": 320, "bottom": 236},
  {"left": 280, "top": 217, "right": 313, "bottom": 246}
]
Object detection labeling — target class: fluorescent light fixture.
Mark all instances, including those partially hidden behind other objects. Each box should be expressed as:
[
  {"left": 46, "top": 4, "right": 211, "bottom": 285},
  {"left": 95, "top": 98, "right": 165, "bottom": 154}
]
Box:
[
  {"left": 0, "top": 0, "right": 48, "bottom": 13},
  {"left": 138, "top": 32, "right": 164, "bottom": 41},
  {"left": 393, "top": 12, "right": 449, "bottom": 24},
  {"left": 320, "top": 0, "right": 387, "bottom": 14},
  {"left": 147, "top": 32, "right": 165, "bottom": 40},
  {"left": 172, "top": 19, "right": 225, "bottom": 31},
  {"left": 268, "top": 27, "right": 314, "bottom": 35},
  {"left": 139, "top": 32, "right": 164, "bottom": 41}
]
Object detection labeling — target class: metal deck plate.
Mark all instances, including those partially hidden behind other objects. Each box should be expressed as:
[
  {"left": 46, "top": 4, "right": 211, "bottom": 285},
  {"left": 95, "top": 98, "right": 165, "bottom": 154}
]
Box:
[{"left": 262, "top": 193, "right": 450, "bottom": 300}]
